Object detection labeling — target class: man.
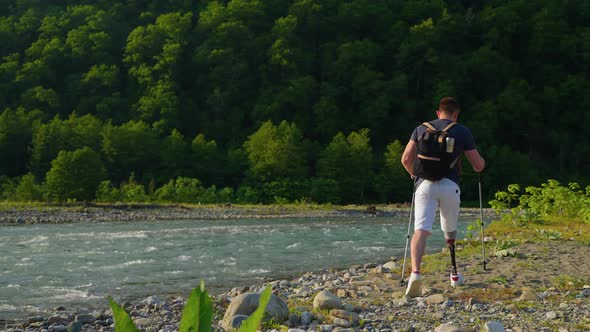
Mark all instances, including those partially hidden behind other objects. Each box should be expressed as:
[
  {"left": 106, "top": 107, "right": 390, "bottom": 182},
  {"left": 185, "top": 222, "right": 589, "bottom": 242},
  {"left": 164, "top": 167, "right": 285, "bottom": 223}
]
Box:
[{"left": 401, "top": 96, "right": 485, "bottom": 297}]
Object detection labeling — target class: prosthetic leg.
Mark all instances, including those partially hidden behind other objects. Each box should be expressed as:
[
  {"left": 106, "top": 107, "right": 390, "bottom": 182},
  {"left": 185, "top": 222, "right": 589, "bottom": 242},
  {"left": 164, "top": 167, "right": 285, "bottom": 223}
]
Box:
[{"left": 447, "top": 238, "right": 464, "bottom": 287}]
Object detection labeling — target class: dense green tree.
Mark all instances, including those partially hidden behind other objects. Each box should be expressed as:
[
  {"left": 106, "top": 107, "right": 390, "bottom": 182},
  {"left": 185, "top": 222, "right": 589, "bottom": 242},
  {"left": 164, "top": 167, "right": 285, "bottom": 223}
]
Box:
[
  {"left": 74, "top": 64, "right": 124, "bottom": 120},
  {"left": 30, "top": 113, "right": 103, "bottom": 177},
  {"left": 317, "top": 129, "right": 373, "bottom": 203},
  {"left": 45, "top": 147, "right": 106, "bottom": 201},
  {"left": 14, "top": 173, "right": 43, "bottom": 201},
  {"left": 375, "top": 140, "right": 413, "bottom": 203},
  {"left": 101, "top": 120, "right": 159, "bottom": 183},
  {"left": 0, "top": 107, "right": 40, "bottom": 177},
  {"left": 243, "top": 120, "right": 308, "bottom": 181},
  {"left": 159, "top": 129, "right": 187, "bottom": 181},
  {"left": 190, "top": 133, "right": 224, "bottom": 186}
]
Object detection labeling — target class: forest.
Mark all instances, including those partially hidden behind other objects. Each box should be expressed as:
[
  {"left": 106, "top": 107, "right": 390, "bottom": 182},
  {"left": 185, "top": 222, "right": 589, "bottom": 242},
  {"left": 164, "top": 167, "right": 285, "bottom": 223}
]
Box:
[{"left": 0, "top": 0, "right": 588, "bottom": 204}]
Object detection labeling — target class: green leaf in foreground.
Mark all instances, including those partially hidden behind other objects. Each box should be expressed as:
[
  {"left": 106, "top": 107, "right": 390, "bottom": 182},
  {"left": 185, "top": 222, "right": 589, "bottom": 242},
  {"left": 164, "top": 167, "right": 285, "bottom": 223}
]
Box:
[
  {"left": 238, "top": 286, "right": 272, "bottom": 332},
  {"left": 109, "top": 298, "right": 140, "bottom": 332},
  {"left": 179, "top": 280, "right": 213, "bottom": 332}
]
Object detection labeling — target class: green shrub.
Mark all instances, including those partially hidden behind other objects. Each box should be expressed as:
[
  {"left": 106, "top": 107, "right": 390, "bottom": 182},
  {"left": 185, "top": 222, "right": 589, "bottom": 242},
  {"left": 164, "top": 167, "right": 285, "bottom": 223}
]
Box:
[
  {"left": 309, "top": 178, "right": 340, "bottom": 204},
  {"left": 45, "top": 147, "right": 106, "bottom": 201},
  {"left": 0, "top": 176, "right": 17, "bottom": 200},
  {"left": 217, "top": 187, "right": 234, "bottom": 203},
  {"left": 96, "top": 180, "right": 122, "bottom": 202},
  {"left": 153, "top": 177, "right": 232, "bottom": 204},
  {"left": 120, "top": 181, "right": 148, "bottom": 202},
  {"left": 14, "top": 173, "right": 43, "bottom": 201},
  {"left": 490, "top": 180, "right": 590, "bottom": 226},
  {"left": 236, "top": 185, "right": 263, "bottom": 204}
]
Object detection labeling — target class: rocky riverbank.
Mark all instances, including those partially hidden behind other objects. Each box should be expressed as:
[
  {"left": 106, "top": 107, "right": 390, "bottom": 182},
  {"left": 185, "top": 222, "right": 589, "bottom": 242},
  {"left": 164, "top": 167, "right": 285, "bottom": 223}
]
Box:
[
  {"left": 2, "top": 239, "right": 589, "bottom": 332},
  {"left": 0, "top": 204, "right": 400, "bottom": 224},
  {"left": 0, "top": 204, "right": 492, "bottom": 225}
]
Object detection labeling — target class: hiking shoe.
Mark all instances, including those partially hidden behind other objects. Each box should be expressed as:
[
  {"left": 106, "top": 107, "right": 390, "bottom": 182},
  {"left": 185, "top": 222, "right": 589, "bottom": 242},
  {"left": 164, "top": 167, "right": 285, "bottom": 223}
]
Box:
[
  {"left": 405, "top": 272, "right": 422, "bottom": 297},
  {"left": 450, "top": 273, "right": 464, "bottom": 287}
]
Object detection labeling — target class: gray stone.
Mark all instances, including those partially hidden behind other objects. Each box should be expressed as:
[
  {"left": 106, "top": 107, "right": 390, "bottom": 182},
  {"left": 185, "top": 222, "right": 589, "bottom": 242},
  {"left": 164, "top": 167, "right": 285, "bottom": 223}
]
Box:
[
  {"left": 47, "top": 315, "right": 70, "bottom": 325},
  {"left": 50, "top": 326, "right": 68, "bottom": 332},
  {"left": 336, "top": 289, "right": 348, "bottom": 298},
  {"left": 546, "top": 311, "right": 558, "bottom": 320},
  {"left": 296, "top": 286, "right": 313, "bottom": 297},
  {"left": 483, "top": 321, "right": 505, "bottom": 332},
  {"left": 313, "top": 290, "right": 343, "bottom": 310},
  {"left": 133, "top": 317, "right": 157, "bottom": 327},
  {"left": 471, "top": 303, "right": 485, "bottom": 311},
  {"left": 442, "top": 300, "right": 454, "bottom": 307},
  {"left": 221, "top": 292, "right": 289, "bottom": 330},
  {"left": 29, "top": 322, "right": 44, "bottom": 328},
  {"left": 395, "top": 295, "right": 410, "bottom": 307},
  {"left": 330, "top": 309, "right": 359, "bottom": 323},
  {"left": 518, "top": 289, "right": 538, "bottom": 301},
  {"left": 140, "top": 296, "right": 162, "bottom": 308},
  {"left": 332, "top": 318, "right": 351, "bottom": 328},
  {"left": 288, "top": 313, "right": 300, "bottom": 326},
  {"left": 301, "top": 311, "right": 313, "bottom": 325},
  {"left": 382, "top": 261, "right": 398, "bottom": 270},
  {"left": 229, "top": 315, "right": 249, "bottom": 329},
  {"left": 319, "top": 324, "right": 334, "bottom": 332},
  {"left": 74, "top": 314, "right": 95, "bottom": 325},
  {"left": 341, "top": 303, "right": 355, "bottom": 312},
  {"left": 434, "top": 323, "right": 473, "bottom": 332},
  {"left": 66, "top": 321, "right": 83, "bottom": 332},
  {"left": 425, "top": 294, "right": 446, "bottom": 305},
  {"left": 27, "top": 316, "right": 44, "bottom": 324}
]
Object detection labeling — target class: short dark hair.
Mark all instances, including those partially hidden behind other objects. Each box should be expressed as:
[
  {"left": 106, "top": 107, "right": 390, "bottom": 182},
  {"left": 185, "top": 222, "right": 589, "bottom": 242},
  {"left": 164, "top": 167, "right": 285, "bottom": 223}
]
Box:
[{"left": 438, "top": 97, "right": 460, "bottom": 114}]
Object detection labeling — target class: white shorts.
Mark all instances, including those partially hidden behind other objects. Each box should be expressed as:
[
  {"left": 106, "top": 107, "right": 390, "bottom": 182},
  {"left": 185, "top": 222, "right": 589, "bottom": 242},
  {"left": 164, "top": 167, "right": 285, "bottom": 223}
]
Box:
[{"left": 414, "top": 178, "right": 460, "bottom": 233}]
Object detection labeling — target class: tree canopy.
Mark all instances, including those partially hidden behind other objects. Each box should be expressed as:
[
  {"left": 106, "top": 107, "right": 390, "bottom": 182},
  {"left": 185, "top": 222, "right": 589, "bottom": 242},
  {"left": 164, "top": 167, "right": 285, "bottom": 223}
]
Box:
[{"left": 0, "top": 0, "right": 588, "bottom": 203}]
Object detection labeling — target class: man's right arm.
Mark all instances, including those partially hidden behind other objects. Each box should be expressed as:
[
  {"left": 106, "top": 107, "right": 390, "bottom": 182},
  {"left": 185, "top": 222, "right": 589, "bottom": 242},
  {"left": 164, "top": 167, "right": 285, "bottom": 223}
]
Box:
[{"left": 464, "top": 149, "right": 485, "bottom": 172}]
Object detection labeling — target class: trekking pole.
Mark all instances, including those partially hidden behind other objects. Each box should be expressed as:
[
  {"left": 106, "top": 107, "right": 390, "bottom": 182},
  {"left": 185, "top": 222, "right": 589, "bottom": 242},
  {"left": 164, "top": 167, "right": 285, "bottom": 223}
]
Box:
[
  {"left": 478, "top": 172, "right": 487, "bottom": 270},
  {"left": 400, "top": 177, "right": 419, "bottom": 287}
]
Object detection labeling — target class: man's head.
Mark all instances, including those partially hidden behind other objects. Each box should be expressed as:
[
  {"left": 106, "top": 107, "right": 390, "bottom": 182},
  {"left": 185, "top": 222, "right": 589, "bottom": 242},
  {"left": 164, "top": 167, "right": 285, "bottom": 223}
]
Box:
[{"left": 437, "top": 97, "right": 460, "bottom": 121}]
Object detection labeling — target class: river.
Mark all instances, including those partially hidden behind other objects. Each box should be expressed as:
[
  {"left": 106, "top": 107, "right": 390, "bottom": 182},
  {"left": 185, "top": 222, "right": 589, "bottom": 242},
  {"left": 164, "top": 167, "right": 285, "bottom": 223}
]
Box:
[{"left": 0, "top": 215, "right": 472, "bottom": 320}]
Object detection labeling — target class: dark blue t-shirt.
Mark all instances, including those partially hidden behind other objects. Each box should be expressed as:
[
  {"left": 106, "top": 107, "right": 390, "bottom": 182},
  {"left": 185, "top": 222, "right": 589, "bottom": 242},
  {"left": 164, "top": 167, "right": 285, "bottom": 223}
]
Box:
[{"left": 410, "top": 119, "right": 476, "bottom": 184}]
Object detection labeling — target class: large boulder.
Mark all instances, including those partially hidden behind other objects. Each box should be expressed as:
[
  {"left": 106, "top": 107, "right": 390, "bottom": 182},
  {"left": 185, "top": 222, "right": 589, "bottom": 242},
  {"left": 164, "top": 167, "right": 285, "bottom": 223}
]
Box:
[
  {"left": 313, "top": 290, "right": 343, "bottom": 310},
  {"left": 222, "top": 292, "right": 289, "bottom": 330}
]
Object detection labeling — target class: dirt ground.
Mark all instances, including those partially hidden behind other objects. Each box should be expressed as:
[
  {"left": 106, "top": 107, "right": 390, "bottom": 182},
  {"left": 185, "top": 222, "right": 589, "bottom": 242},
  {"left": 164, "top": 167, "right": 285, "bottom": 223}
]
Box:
[{"left": 406, "top": 241, "right": 590, "bottom": 298}]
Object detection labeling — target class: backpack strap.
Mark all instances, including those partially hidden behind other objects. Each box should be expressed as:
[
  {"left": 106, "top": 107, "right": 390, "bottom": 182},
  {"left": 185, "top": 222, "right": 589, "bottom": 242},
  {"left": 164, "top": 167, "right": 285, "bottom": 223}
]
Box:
[
  {"left": 442, "top": 122, "right": 457, "bottom": 132},
  {"left": 422, "top": 122, "right": 437, "bottom": 131},
  {"left": 437, "top": 122, "right": 458, "bottom": 143}
]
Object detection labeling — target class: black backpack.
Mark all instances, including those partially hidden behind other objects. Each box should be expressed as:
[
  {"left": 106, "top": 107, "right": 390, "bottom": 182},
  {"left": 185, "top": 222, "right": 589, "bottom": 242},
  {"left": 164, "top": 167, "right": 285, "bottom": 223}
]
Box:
[{"left": 413, "top": 122, "right": 460, "bottom": 181}]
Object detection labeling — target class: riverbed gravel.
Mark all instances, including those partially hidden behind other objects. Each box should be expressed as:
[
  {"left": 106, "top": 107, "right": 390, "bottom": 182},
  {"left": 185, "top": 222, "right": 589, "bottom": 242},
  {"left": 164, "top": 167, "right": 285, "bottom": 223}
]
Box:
[
  {"left": 0, "top": 205, "right": 489, "bottom": 225},
  {"left": 2, "top": 261, "right": 588, "bottom": 332}
]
